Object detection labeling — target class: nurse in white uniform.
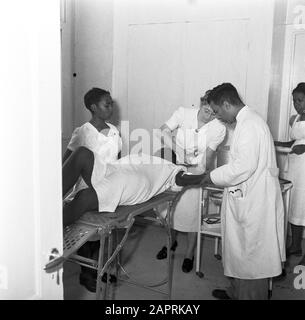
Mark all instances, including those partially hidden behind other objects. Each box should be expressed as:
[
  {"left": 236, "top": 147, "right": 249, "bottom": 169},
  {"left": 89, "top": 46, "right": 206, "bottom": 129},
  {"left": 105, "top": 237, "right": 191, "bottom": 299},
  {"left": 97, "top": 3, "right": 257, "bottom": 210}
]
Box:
[
  {"left": 155, "top": 92, "right": 226, "bottom": 273},
  {"left": 275, "top": 83, "right": 305, "bottom": 265},
  {"left": 202, "top": 83, "right": 285, "bottom": 300}
]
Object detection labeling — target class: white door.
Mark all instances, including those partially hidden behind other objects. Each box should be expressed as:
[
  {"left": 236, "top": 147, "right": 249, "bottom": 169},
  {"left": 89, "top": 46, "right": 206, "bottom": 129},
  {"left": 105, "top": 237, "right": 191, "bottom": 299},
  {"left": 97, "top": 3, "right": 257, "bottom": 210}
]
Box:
[
  {"left": 288, "top": 32, "right": 305, "bottom": 120},
  {"left": 277, "top": 28, "right": 305, "bottom": 140},
  {"left": 184, "top": 20, "right": 249, "bottom": 107},
  {"left": 126, "top": 19, "right": 249, "bottom": 154},
  {"left": 0, "top": 0, "right": 63, "bottom": 300},
  {"left": 127, "top": 22, "right": 185, "bottom": 154}
]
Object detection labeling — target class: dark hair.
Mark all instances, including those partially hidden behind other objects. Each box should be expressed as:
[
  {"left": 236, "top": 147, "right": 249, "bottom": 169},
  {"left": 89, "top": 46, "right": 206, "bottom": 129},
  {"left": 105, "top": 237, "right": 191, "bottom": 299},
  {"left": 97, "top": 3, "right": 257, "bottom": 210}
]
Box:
[
  {"left": 292, "top": 82, "right": 305, "bottom": 95},
  {"left": 200, "top": 90, "right": 211, "bottom": 105},
  {"left": 207, "top": 83, "right": 243, "bottom": 106},
  {"left": 84, "top": 88, "right": 110, "bottom": 113}
]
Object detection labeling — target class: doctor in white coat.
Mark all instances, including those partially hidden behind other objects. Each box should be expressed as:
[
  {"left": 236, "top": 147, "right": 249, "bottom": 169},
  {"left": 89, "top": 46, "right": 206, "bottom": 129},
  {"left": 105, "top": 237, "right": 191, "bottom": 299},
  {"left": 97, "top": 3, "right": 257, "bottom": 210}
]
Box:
[{"left": 202, "top": 83, "right": 285, "bottom": 300}]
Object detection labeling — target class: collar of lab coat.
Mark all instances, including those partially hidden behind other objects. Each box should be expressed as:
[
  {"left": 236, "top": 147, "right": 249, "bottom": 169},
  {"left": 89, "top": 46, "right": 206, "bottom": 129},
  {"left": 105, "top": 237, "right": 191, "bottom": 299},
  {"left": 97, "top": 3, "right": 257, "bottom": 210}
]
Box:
[{"left": 236, "top": 105, "right": 249, "bottom": 123}]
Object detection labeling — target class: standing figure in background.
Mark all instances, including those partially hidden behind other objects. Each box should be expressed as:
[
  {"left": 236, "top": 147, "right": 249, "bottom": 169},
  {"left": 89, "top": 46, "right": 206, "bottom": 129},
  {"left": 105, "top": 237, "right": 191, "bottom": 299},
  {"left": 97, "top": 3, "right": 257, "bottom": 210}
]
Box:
[
  {"left": 275, "top": 82, "right": 305, "bottom": 265},
  {"left": 155, "top": 91, "right": 226, "bottom": 273},
  {"left": 63, "top": 87, "right": 122, "bottom": 292}
]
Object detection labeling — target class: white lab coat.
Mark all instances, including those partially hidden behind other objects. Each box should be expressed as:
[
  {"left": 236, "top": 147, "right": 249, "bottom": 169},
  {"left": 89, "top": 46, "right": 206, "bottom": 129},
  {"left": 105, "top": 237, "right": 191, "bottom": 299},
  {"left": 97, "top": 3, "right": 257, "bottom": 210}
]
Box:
[{"left": 210, "top": 106, "right": 285, "bottom": 279}]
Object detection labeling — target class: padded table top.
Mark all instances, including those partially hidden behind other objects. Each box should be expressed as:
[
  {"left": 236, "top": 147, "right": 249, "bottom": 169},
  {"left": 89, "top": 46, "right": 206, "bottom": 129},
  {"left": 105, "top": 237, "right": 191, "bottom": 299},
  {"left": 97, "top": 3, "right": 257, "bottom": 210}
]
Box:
[{"left": 45, "top": 190, "right": 179, "bottom": 271}]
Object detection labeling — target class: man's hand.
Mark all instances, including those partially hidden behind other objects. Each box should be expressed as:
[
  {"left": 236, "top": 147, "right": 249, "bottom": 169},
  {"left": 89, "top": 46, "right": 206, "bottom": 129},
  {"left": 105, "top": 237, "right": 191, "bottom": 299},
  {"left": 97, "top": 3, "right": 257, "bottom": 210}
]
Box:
[{"left": 290, "top": 144, "right": 305, "bottom": 155}]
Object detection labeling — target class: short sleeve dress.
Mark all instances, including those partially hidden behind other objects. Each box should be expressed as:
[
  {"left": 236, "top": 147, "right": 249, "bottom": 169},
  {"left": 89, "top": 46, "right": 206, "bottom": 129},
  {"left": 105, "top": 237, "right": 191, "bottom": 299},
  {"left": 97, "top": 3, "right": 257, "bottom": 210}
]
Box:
[
  {"left": 163, "top": 107, "right": 226, "bottom": 232},
  {"left": 285, "top": 115, "right": 305, "bottom": 226},
  {"left": 65, "top": 122, "right": 122, "bottom": 201},
  {"left": 93, "top": 154, "right": 186, "bottom": 212}
]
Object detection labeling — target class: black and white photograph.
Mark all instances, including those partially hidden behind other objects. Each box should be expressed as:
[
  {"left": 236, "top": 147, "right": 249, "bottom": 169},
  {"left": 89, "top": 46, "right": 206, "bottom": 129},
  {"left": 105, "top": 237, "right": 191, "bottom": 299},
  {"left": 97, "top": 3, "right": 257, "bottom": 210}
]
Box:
[{"left": 1, "top": 0, "right": 305, "bottom": 303}]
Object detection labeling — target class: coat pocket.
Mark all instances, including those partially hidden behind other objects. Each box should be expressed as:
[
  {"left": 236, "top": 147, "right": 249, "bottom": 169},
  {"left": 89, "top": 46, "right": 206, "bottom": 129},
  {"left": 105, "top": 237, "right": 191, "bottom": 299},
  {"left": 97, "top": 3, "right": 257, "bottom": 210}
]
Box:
[
  {"left": 268, "top": 167, "right": 279, "bottom": 177},
  {"left": 227, "top": 193, "right": 247, "bottom": 224}
]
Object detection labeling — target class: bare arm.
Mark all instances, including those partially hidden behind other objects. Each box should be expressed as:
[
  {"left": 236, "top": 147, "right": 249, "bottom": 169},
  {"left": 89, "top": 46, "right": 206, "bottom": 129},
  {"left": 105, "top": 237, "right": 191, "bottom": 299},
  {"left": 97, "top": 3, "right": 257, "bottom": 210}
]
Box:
[
  {"left": 274, "top": 140, "right": 295, "bottom": 147},
  {"left": 62, "top": 149, "right": 72, "bottom": 164},
  {"left": 274, "top": 115, "right": 297, "bottom": 147},
  {"left": 157, "top": 124, "right": 186, "bottom": 162},
  {"left": 205, "top": 147, "right": 216, "bottom": 171}
]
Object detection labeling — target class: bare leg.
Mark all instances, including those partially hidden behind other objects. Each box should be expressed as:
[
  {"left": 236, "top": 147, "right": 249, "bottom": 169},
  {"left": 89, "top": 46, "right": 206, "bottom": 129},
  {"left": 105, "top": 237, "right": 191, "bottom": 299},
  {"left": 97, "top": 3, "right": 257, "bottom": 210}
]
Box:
[
  {"left": 63, "top": 188, "right": 98, "bottom": 227},
  {"left": 62, "top": 146, "right": 95, "bottom": 197},
  {"left": 288, "top": 224, "right": 304, "bottom": 254},
  {"left": 185, "top": 232, "right": 196, "bottom": 259},
  {"left": 156, "top": 229, "right": 178, "bottom": 259},
  {"left": 175, "top": 170, "right": 206, "bottom": 186},
  {"left": 170, "top": 229, "right": 177, "bottom": 245}
]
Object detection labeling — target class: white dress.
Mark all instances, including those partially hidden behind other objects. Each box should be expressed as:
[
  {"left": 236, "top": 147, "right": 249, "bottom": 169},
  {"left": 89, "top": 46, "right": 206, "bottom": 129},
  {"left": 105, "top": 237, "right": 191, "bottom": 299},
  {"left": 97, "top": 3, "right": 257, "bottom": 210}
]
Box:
[
  {"left": 92, "top": 154, "right": 186, "bottom": 212},
  {"left": 286, "top": 115, "right": 305, "bottom": 226},
  {"left": 65, "top": 122, "right": 122, "bottom": 201},
  {"left": 162, "top": 107, "right": 226, "bottom": 232}
]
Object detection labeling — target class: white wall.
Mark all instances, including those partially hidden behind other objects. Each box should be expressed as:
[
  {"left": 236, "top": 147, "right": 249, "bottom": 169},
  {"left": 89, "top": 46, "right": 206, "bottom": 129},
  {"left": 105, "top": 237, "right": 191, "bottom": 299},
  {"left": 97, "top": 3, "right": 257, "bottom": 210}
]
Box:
[
  {"left": 61, "top": 0, "right": 115, "bottom": 152},
  {"left": 0, "top": 0, "right": 63, "bottom": 299},
  {"left": 61, "top": 0, "right": 76, "bottom": 152},
  {"left": 111, "top": 0, "right": 276, "bottom": 155},
  {"left": 73, "top": 0, "right": 114, "bottom": 128},
  {"left": 113, "top": 0, "right": 275, "bottom": 123},
  {"left": 268, "top": 0, "right": 305, "bottom": 140},
  {"left": 268, "top": 0, "right": 305, "bottom": 183}
]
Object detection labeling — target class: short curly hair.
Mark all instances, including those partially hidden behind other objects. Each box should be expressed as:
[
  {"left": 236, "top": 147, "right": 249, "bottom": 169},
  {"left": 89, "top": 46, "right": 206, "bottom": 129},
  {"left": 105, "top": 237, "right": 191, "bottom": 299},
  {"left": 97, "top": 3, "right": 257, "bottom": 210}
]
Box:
[
  {"left": 84, "top": 88, "right": 110, "bottom": 113},
  {"left": 207, "top": 83, "right": 243, "bottom": 106},
  {"left": 292, "top": 83, "right": 305, "bottom": 95}
]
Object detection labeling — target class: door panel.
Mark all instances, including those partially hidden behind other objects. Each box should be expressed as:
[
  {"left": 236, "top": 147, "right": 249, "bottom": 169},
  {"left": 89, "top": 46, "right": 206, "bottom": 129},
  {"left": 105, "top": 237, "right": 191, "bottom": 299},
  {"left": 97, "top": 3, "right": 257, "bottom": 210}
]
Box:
[
  {"left": 289, "top": 32, "right": 305, "bottom": 119},
  {"left": 128, "top": 23, "right": 185, "bottom": 134},
  {"left": 184, "top": 20, "right": 249, "bottom": 106},
  {"left": 0, "top": 0, "right": 63, "bottom": 300},
  {"left": 127, "top": 19, "right": 249, "bottom": 155}
]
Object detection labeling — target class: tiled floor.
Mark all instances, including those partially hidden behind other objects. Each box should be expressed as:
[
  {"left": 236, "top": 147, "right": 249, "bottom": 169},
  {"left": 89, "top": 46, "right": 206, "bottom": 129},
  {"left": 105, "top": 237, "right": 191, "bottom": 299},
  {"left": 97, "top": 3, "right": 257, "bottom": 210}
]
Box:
[{"left": 63, "top": 221, "right": 305, "bottom": 300}]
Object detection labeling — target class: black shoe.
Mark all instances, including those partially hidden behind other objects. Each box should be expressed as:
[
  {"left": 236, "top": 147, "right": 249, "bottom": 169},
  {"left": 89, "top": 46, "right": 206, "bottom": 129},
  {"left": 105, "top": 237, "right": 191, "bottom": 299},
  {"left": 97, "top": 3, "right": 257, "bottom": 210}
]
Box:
[
  {"left": 212, "top": 289, "right": 232, "bottom": 300},
  {"left": 102, "top": 272, "right": 117, "bottom": 284},
  {"left": 182, "top": 257, "right": 194, "bottom": 273},
  {"left": 156, "top": 241, "right": 178, "bottom": 260},
  {"left": 79, "top": 272, "right": 97, "bottom": 293},
  {"left": 79, "top": 272, "right": 117, "bottom": 292}
]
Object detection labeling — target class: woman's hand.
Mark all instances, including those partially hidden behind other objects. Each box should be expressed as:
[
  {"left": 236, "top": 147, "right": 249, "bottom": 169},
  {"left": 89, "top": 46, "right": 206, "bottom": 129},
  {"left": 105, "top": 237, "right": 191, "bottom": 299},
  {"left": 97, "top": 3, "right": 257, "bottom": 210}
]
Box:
[
  {"left": 175, "top": 146, "right": 188, "bottom": 164},
  {"left": 290, "top": 144, "right": 305, "bottom": 155}
]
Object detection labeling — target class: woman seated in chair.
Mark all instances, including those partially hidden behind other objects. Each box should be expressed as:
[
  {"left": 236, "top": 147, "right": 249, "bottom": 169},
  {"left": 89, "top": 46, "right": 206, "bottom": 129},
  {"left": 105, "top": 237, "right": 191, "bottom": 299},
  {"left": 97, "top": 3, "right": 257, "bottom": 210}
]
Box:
[{"left": 62, "top": 87, "right": 122, "bottom": 292}]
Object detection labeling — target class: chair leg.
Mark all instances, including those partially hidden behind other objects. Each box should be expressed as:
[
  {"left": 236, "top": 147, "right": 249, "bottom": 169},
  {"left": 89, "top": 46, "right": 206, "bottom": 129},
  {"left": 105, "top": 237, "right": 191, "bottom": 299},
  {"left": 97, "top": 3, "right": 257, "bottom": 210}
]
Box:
[
  {"left": 166, "top": 200, "right": 173, "bottom": 300},
  {"left": 268, "top": 278, "right": 273, "bottom": 300},
  {"left": 96, "top": 233, "right": 106, "bottom": 300},
  {"left": 105, "top": 230, "right": 113, "bottom": 299},
  {"left": 114, "top": 229, "right": 119, "bottom": 281},
  {"left": 214, "top": 237, "right": 218, "bottom": 255},
  {"left": 196, "top": 189, "right": 204, "bottom": 278}
]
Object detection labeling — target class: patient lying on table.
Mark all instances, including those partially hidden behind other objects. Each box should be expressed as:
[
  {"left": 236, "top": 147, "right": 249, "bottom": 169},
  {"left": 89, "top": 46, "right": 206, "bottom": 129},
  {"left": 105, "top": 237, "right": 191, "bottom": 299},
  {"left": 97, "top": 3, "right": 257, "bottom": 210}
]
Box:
[{"left": 63, "top": 146, "right": 207, "bottom": 226}]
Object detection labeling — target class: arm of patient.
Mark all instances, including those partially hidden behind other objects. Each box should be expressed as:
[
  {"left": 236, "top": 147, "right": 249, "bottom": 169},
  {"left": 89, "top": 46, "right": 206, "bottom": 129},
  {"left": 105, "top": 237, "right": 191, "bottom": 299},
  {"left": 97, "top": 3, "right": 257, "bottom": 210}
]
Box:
[
  {"left": 274, "top": 140, "right": 295, "bottom": 148},
  {"left": 175, "top": 171, "right": 207, "bottom": 186}
]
